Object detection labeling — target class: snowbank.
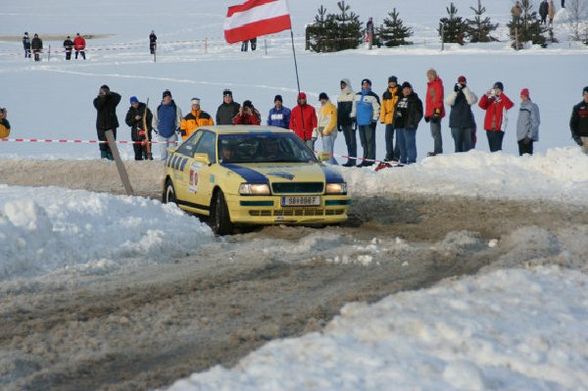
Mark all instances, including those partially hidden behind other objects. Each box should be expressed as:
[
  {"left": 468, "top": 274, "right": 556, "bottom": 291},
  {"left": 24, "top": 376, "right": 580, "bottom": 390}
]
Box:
[
  {"left": 167, "top": 266, "right": 588, "bottom": 391},
  {"left": 344, "top": 147, "right": 588, "bottom": 205},
  {"left": 0, "top": 185, "right": 213, "bottom": 280}
]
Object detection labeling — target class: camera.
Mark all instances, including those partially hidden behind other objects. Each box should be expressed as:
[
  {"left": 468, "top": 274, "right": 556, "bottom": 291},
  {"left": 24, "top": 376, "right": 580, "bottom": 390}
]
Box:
[{"left": 490, "top": 88, "right": 497, "bottom": 97}]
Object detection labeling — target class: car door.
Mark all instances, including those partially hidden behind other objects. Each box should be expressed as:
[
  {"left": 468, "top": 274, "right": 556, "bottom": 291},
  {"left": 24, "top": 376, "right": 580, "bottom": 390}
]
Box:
[
  {"left": 172, "top": 130, "right": 203, "bottom": 202},
  {"left": 189, "top": 130, "right": 218, "bottom": 212}
]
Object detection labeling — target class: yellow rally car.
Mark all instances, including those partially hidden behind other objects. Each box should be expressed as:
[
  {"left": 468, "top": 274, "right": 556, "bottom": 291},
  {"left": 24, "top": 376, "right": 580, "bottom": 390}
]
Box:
[{"left": 162, "top": 126, "right": 350, "bottom": 234}]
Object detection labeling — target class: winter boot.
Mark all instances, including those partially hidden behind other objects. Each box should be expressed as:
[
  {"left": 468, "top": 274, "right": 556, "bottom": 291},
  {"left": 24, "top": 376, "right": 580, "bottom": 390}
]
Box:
[
  {"left": 106, "top": 150, "right": 114, "bottom": 160},
  {"left": 100, "top": 150, "right": 109, "bottom": 159},
  {"left": 147, "top": 152, "right": 153, "bottom": 160}
]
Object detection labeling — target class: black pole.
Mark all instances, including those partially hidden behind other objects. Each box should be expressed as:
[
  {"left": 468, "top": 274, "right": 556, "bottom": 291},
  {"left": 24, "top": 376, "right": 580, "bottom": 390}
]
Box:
[{"left": 290, "top": 29, "right": 301, "bottom": 94}]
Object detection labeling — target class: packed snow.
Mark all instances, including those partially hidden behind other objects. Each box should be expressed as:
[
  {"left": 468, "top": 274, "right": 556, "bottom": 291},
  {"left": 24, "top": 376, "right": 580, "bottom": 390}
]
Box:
[
  {"left": 0, "top": 185, "right": 213, "bottom": 280},
  {"left": 167, "top": 266, "right": 588, "bottom": 391},
  {"left": 346, "top": 147, "right": 588, "bottom": 205},
  {"left": 1, "top": 0, "right": 587, "bottom": 389}
]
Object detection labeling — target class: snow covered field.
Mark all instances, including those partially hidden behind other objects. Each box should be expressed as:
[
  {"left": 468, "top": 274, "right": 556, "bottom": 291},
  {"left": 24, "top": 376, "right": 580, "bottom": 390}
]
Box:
[{"left": 1, "top": 1, "right": 588, "bottom": 390}]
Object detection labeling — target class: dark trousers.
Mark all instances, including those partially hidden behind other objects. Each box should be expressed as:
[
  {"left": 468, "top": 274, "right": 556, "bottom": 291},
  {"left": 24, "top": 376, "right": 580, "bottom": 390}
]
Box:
[
  {"left": 75, "top": 50, "right": 86, "bottom": 59},
  {"left": 97, "top": 128, "right": 116, "bottom": 159},
  {"left": 250, "top": 38, "right": 257, "bottom": 51},
  {"left": 132, "top": 128, "right": 153, "bottom": 160},
  {"left": 150, "top": 43, "right": 156, "bottom": 54},
  {"left": 451, "top": 127, "right": 473, "bottom": 152},
  {"left": 486, "top": 130, "right": 504, "bottom": 152},
  {"left": 341, "top": 124, "right": 357, "bottom": 164},
  {"left": 65, "top": 50, "right": 72, "bottom": 60},
  {"left": 430, "top": 120, "right": 443, "bottom": 154},
  {"left": 24, "top": 48, "right": 31, "bottom": 58},
  {"left": 33, "top": 50, "right": 41, "bottom": 61},
  {"left": 518, "top": 139, "right": 534, "bottom": 156},
  {"left": 358, "top": 123, "right": 376, "bottom": 162},
  {"left": 385, "top": 124, "right": 400, "bottom": 161},
  {"left": 241, "top": 41, "right": 248, "bottom": 51}
]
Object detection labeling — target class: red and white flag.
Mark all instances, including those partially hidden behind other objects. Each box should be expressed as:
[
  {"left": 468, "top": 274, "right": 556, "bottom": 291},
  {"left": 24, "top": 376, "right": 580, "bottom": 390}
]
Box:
[{"left": 224, "top": 0, "right": 292, "bottom": 44}]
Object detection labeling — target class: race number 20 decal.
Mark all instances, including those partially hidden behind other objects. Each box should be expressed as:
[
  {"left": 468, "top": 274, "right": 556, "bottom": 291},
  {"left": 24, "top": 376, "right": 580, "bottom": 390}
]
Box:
[{"left": 188, "top": 162, "right": 202, "bottom": 193}]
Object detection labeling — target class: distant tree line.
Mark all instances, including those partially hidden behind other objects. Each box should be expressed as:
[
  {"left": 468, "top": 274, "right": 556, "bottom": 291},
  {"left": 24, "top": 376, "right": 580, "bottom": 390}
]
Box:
[{"left": 305, "top": 0, "right": 587, "bottom": 53}]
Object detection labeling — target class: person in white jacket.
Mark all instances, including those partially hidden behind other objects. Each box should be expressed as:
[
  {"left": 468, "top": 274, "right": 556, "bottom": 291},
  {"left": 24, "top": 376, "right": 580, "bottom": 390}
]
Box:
[{"left": 445, "top": 75, "right": 478, "bottom": 152}]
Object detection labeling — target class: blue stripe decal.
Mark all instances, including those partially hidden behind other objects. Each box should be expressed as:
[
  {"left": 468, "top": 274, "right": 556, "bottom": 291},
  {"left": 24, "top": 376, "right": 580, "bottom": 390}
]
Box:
[
  {"left": 221, "top": 163, "right": 268, "bottom": 184},
  {"left": 179, "top": 158, "right": 188, "bottom": 171},
  {"left": 321, "top": 165, "right": 345, "bottom": 183}
]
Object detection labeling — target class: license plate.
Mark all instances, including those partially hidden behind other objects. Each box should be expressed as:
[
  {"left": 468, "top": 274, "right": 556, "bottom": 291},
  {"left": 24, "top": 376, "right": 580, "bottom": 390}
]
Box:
[{"left": 281, "top": 195, "right": 321, "bottom": 207}]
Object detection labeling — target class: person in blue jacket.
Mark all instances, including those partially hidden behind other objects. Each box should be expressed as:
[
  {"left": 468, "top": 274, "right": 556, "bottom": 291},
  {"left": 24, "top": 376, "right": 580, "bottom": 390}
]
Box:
[
  {"left": 351, "top": 78, "right": 381, "bottom": 166},
  {"left": 267, "top": 95, "right": 291, "bottom": 129}
]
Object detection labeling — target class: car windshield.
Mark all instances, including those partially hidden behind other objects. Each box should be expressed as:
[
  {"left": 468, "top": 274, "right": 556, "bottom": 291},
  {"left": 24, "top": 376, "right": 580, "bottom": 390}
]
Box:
[{"left": 218, "top": 133, "right": 317, "bottom": 164}]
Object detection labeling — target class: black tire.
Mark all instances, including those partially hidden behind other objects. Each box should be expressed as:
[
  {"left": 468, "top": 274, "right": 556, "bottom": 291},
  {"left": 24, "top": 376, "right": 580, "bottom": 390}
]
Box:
[
  {"left": 163, "top": 179, "right": 177, "bottom": 204},
  {"left": 210, "top": 190, "right": 233, "bottom": 235}
]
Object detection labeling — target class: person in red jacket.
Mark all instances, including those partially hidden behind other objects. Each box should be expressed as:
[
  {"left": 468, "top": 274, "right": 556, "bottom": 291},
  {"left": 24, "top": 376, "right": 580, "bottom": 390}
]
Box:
[
  {"left": 478, "top": 81, "right": 514, "bottom": 152},
  {"left": 425, "top": 68, "right": 445, "bottom": 156},
  {"left": 290, "top": 92, "right": 318, "bottom": 150},
  {"left": 232, "top": 100, "right": 261, "bottom": 125},
  {"left": 74, "top": 33, "right": 86, "bottom": 60}
]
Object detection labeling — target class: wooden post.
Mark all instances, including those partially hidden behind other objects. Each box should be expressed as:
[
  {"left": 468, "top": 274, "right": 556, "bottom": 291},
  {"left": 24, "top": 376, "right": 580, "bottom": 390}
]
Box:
[{"left": 105, "top": 130, "right": 134, "bottom": 196}]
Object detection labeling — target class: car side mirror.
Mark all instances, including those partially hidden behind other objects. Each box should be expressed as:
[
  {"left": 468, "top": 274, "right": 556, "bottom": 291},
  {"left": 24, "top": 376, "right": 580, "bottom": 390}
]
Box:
[{"left": 193, "top": 153, "right": 211, "bottom": 165}]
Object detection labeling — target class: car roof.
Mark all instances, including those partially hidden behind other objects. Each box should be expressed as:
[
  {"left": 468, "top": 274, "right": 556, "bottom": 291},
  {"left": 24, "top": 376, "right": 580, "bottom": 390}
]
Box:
[{"left": 201, "top": 125, "right": 294, "bottom": 135}]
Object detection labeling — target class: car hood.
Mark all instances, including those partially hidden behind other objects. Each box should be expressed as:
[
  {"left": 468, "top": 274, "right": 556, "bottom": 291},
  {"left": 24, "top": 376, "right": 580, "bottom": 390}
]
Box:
[{"left": 220, "top": 162, "right": 345, "bottom": 184}]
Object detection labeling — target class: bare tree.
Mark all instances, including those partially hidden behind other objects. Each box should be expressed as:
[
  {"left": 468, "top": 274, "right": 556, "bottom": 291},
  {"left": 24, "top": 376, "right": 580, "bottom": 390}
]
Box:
[{"left": 567, "top": 0, "right": 588, "bottom": 40}]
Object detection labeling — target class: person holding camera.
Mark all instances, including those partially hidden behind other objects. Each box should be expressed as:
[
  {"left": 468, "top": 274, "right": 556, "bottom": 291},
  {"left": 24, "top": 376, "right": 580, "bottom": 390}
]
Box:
[
  {"left": 425, "top": 68, "right": 445, "bottom": 157},
  {"left": 232, "top": 100, "right": 261, "bottom": 125},
  {"left": 93, "top": 85, "right": 121, "bottom": 160},
  {"left": 0, "top": 108, "right": 11, "bottom": 139},
  {"left": 478, "top": 82, "right": 514, "bottom": 152},
  {"left": 445, "top": 75, "right": 478, "bottom": 153}
]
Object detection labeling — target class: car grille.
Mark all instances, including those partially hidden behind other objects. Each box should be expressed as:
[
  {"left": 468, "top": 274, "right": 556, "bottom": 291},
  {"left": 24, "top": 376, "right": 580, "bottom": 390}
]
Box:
[
  {"left": 271, "top": 182, "right": 324, "bottom": 194},
  {"left": 248, "top": 209, "right": 345, "bottom": 217}
]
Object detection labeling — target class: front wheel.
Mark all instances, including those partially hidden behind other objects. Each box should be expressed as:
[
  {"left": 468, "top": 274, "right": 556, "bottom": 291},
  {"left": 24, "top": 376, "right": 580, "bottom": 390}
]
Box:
[
  {"left": 163, "top": 179, "right": 177, "bottom": 204},
  {"left": 209, "top": 190, "right": 233, "bottom": 235}
]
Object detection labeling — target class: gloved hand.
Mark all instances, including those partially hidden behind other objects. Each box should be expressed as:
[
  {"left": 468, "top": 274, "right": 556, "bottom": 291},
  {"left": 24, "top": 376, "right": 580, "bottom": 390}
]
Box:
[{"left": 454, "top": 83, "right": 463, "bottom": 92}]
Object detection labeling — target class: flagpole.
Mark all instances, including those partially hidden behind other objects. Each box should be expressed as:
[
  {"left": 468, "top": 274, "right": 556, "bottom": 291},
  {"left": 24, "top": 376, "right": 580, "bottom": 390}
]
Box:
[{"left": 290, "top": 29, "right": 301, "bottom": 94}]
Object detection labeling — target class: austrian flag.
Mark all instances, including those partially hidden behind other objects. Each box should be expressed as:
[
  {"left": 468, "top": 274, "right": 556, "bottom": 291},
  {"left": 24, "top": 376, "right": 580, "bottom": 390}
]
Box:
[{"left": 224, "top": 0, "right": 292, "bottom": 44}]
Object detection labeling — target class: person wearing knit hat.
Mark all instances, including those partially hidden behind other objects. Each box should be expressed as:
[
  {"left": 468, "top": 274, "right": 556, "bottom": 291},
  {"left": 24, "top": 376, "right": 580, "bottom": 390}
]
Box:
[
  {"left": 569, "top": 86, "right": 588, "bottom": 154},
  {"left": 381, "top": 75, "right": 402, "bottom": 162},
  {"left": 125, "top": 96, "right": 154, "bottom": 160},
  {"left": 267, "top": 94, "right": 291, "bottom": 129},
  {"left": 317, "top": 92, "right": 338, "bottom": 164},
  {"left": 351, "top": 78, "right": 381, "bottom": 166},
  {"left": 153, "top": 89, "right": 182, "bottom": 160},
  {"left": 425, "top": 68, "right": 445, "bottom": 157},
  {"left": 179, "top": 97, "right": 214, "bottom": 141},
  {"left": 445, "top": 75, "right": 478, "bottom": 153},
  {"left": 233, "top": 100, "right": 261, "bottom": 125},
  {"left": 216, "top": 89, "right": 240, "bottom": 125},
  {"left": 22, "top": 32, "right": 31, "bottom": 58},
  {"left": 93, "top": 84, "right": 121, "bottom": 160},
  {"left": 394, "top": 81, "right": 423, "bottom": 165},
  {"left": 338, "top": 79, "right": 356, "bottom": 166},
  {"left": 516, "top": 87, "right": 541, "bottom": 156},
  {"left": 479, "top": 81, "right": 514, "bottom": 152},
  {"left": 290, "top": 91, "right": 318, "bottom": 150}
]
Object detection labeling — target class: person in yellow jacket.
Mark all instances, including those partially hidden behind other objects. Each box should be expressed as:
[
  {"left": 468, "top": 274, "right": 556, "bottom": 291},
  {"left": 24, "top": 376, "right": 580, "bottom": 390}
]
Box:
[
  {"left": 0, "top": 107, "right": 11, "bottom": 138},
  {"left": 179, "top": 98, "right": 214, "bottom": 141},
  {"left": 317, "top": 92, "right": 338, "bottom": 164},
  {"left": 380, "top": 76, "right": 402, "bottom": 161}
]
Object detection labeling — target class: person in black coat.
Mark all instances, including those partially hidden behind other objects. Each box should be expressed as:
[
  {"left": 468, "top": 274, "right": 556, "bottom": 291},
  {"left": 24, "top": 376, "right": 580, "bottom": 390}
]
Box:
[
  {"left": 125, "top": 96, "right": 153, "bottom": 160},
  {"left": 394, "top": 82, "right": 423, "bottom": 165},
  {"left": 539, "top": 0, "right": 549, "bottom": 24},
  {"left": 22, "top": 32, "right": 31, "bottom": 58},
  {"left": 570, "top": 86, "right": 588, "bottom": 154},
  {"left": 149, "top": 30, "right": 157, "bottom": 54},
  {"left": 63, "top": 36, "right": 74, "bottom": 60},
  {"left": 93, "top": 85, "right": 121, "bottom": 160},
  {"left": 216, "top": 89, "right": 241, "bottom": 125},
  {"left": 445, "top": 75, "right": 478, "bottom": 152},
  {"left": 31, "top": 34, "right": 42, "bottom": 62}
]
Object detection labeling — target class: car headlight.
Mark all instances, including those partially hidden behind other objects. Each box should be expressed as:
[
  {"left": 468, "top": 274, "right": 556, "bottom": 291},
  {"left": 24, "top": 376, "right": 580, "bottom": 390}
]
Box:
[
  {"left": 239, "top": 183, "right": 271, "bottom": 196},
  {"left": 325, "top": 182, "right": 347, "bottom": 195}
]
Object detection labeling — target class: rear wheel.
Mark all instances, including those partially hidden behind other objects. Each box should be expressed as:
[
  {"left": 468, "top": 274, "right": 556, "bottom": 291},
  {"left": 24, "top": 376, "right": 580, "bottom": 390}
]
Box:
[
  {"left": 209, "top": 190, "right": 233, "bottom": 235},
  {"left": 163, "top": 179, "right": 177, "bottom": 204}
]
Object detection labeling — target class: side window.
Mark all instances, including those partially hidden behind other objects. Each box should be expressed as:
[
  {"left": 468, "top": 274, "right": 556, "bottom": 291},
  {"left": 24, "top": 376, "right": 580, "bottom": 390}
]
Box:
[
  {"left": 193, "top": 131, "right": 217, "bottom": 163},
  {"left": 176, "top": 131, "right": 203, "bottom": 157}
]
